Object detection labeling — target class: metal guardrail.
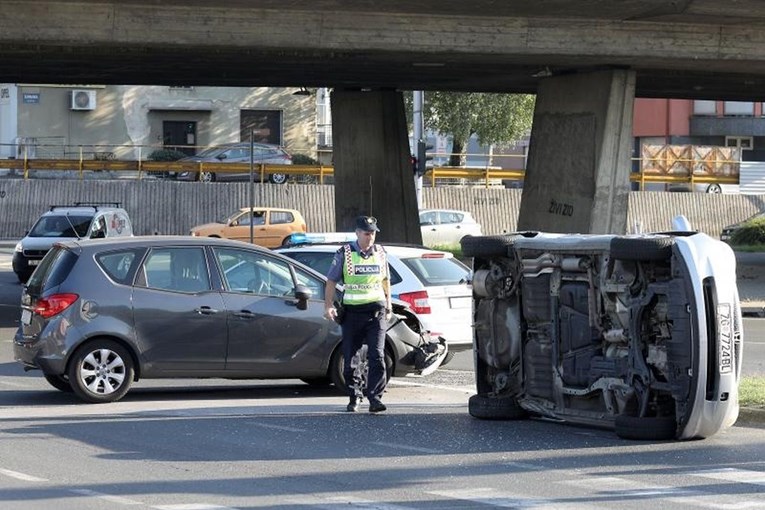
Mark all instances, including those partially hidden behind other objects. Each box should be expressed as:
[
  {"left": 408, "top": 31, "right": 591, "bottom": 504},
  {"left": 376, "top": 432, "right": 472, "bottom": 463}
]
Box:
[{"left": 0, "top": 158, "right": 741, "bottom": 188}]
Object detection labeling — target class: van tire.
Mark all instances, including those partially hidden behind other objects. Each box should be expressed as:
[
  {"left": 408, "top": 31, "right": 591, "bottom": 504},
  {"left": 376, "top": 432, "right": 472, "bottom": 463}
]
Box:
[
  {"left": 468, "top": 393, "right": 528, "bottom": 420},
  {"left": 461, "top": 235, "right": 516, "bottom": 258},
  {"left": 610, "top": 237, "right": 674, "bottom": 261}
]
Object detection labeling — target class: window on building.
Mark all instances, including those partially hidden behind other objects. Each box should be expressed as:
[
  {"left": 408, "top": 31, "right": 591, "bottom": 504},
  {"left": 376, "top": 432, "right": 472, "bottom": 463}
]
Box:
[
  {"left": 240, "top": 110, "right": 283, "bottom": 145},
  {"left": 725, "top": 136, "right": 753, "bottom": 150},
  {"left": 724, "top": 101, "right": 754, "bottom": 116},
  {"left": 693, "top": 100, "right": 716, "bottom": 115}
]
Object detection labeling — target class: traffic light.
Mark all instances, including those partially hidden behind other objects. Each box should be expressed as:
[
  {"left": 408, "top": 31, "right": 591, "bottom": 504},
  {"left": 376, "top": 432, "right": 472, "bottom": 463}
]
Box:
[{"left": 415, "top": 140, "right": 433, "bottom": 177}]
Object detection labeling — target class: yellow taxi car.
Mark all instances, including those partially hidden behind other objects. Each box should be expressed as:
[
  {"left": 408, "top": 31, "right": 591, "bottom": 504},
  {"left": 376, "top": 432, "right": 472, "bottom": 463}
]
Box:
[{"left": 190, "top": 207, "right": 307, "bottom": 248}]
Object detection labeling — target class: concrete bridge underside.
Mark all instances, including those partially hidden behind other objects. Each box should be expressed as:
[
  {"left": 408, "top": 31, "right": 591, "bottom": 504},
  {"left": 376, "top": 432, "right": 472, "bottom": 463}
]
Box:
[{"left": 5, "top": 0, "right": 765, "bottom": 238}]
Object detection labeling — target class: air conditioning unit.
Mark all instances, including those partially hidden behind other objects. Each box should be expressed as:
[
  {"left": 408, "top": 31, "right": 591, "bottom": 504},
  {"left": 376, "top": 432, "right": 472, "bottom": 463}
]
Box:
[{"left": 70, "top": 89, "right": 96, "bottom": 111}]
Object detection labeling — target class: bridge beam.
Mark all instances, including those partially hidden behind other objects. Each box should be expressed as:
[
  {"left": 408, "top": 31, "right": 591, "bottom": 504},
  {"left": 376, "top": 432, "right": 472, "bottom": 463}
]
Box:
[
  {"left": 330, "top": 90, "right": 422, "bottom": 244},
  {"left": 518, "top": 69, "right": 635, "bottom": 234}
]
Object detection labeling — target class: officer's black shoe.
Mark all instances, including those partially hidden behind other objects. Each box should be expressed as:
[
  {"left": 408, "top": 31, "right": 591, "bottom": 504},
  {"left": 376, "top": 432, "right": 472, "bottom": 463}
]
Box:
[
  {"left": 369, "top": 400, "right": 387, "bottom": 413},
  {"left": 346, "top": 398, "right": 359, "bottom": 412}
]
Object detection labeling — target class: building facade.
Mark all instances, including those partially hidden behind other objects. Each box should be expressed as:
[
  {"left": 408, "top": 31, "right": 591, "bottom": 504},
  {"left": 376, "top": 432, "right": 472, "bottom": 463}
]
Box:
[
  {"left": 0, "top": 84, "right": 316, "bottom": 161},
  {"left": 633, "top": 98, "right": 765, "bottom": 161}
]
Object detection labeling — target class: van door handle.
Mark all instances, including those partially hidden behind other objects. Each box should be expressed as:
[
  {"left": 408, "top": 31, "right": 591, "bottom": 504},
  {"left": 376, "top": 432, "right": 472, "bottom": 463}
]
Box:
[
  {"left": 233, "top": 310, "right": 256, "bottom": 319},
  {"left": 195, "top": 306, "right": 219, "bottom": 315}
]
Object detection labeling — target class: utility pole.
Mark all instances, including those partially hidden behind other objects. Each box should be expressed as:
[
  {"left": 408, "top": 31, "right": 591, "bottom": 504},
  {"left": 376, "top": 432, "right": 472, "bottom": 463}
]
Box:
[
  {"left": 249, "top": 130, "right": 255, "bottom": 245},
  {"left": 413, "top": 91, "right": 424, "bottom": 208}
]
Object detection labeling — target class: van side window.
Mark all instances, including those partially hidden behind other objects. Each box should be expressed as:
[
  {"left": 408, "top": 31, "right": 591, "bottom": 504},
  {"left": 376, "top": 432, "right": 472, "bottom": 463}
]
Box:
[{"left": 91, "top": 216, "right": 107, "bottom": 239}]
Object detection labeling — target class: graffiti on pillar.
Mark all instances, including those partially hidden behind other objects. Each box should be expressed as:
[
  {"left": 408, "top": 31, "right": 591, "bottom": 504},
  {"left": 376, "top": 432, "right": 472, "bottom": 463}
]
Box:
[
  {"left": 473, "top": 197, "right": 499, "bottom": 205},
  {"left": 0, "top": 190, "right": 6, "bottom": 199},
  {"left": 548, "top": 199, "right": 573, "bottom": 217}
]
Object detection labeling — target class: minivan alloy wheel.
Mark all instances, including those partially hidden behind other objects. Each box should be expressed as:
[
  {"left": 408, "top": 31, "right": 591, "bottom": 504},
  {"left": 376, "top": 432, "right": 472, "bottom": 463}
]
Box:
[{"left": 68, "top": 339, "right": 135, "bottom": 403}]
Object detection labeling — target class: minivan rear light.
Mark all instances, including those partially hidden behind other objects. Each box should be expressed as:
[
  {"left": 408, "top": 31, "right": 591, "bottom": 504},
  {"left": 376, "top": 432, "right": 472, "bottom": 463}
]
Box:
[
  {"left": 34, "top": 293, "right": 79, "bottom": 319},
  {"left": 421, "top": 253, "right": 445, "bottom": 258},
  {"left": 398, "top": 290, "right": 431, "bottom": 314}
]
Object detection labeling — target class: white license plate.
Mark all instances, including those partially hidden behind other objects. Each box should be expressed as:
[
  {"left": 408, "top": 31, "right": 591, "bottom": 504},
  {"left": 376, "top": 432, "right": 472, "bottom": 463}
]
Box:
[
  {"left": 449, "top": 296, "right": 472, "bottom": 309},
  {"left": 28, "top": 260, "right": 40, "bottom": 266},
  {"left": 718, "top": 303, "right": 732, "bottom": 374},
  {"left": 21, "top": 309, "right": 32, "bottom": 325}
]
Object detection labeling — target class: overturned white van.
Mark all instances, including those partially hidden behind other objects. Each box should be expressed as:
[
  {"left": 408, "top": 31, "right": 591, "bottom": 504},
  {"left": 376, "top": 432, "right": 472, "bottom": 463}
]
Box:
[{"left": 462, "top": 229, "right": 742, "bottom": 440}]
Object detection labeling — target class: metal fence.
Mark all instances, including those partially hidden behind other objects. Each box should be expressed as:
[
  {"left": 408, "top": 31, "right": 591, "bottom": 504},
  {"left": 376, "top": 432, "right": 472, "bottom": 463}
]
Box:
[{"left": 0, "top": 179, "right": 763, "bottom": 240}]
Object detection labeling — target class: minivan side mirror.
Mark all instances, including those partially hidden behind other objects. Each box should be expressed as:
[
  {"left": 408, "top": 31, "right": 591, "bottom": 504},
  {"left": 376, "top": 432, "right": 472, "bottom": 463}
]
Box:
[{"left": 294, "top": 284, "right": 313, "bottom": 310}]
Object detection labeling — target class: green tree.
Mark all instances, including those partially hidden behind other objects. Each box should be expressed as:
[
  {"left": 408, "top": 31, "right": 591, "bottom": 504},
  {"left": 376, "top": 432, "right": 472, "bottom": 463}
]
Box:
[{"left": 407, "top": 92, "right": 535, "bottom": 166}]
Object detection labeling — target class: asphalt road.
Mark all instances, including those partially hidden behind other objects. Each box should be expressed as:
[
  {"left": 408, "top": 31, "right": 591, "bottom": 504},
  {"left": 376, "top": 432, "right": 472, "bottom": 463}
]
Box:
[{"left": 2, "top": 251, "right": 765, "bottom": 509}]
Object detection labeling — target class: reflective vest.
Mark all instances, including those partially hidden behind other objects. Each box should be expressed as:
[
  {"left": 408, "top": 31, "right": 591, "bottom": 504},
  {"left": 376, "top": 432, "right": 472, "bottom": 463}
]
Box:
[{"left": 342, "top": 244, "right": 387, "bottom": 306}]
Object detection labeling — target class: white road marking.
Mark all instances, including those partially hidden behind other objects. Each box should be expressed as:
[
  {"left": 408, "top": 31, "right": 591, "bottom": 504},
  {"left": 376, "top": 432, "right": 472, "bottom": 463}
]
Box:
[
  {"left": 372, "top": 441, "right": 443, "bottom": 454},
  {"left": 286, "top": 495, "right": 415, "bottom": 509},
  {"left": 428, "top": 488, "right": 574, "bottom": 509},
  {"left": 503, "top": 461, "right": 546, "bottom": 471},
  {"left": 248, "top": 421, "right": 306, "bottom": 433},
  {"left": 690, "top": 467, "right": 765, "bottom": 486},
  {"left": 563, "top": 474, "right": 765, "bottom": 509},
  {"left": 389, "top": 379, "right": 474, "bottom": 393},
  {"left": 0, "top": 468, "right": 48, "bottom": 482},
  {"left": 0, "top": 379, "right": 32, "bottom": 387},
  {"left": 153, "top": 505, "right": 238, "bottom": 510},
  {"left": 69, "top": 488, "right": 143, "bottom": 505}
]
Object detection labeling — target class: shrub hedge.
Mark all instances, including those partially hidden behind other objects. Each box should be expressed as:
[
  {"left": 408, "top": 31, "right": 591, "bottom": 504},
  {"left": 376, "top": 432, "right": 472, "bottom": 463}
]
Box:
[{"left": 731, "top": 216, "right": 765, "bottom": 246}]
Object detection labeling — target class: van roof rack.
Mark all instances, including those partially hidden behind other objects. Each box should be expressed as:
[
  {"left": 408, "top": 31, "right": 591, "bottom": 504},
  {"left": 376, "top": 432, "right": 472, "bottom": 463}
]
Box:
[{"left": 49, "top": 202, "right": 121, "bottom": 211}]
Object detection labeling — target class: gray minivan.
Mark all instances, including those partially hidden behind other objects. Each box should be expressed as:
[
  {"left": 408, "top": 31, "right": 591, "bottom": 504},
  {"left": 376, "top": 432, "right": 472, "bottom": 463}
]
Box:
[{"left": 12, "top": 202, "right": 133, "bottom": 283}]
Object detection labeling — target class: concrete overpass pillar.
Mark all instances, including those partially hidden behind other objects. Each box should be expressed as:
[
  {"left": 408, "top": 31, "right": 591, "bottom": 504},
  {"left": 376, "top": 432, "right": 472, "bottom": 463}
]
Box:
[
  {"left": 330, "top": 90, "right": 422, "bottom": 244},
  {"left": 517, "top": 69, "right": 635, "bottom": 234}
]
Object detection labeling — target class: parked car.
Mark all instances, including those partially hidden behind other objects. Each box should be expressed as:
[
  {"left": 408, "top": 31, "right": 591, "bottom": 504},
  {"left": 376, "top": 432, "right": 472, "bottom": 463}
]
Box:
[
  {"left": 190, "top": 207, "right": 307, "bottom": 249},
  {"left": 13, "top": 236, "right": 445, "bottom": 403},
  {"left": 419, "top": 209, "right": 482, "bottom": 247},
  {"left": 276, "top": 240, "right": 473, "bottom": 363},
  {"left": 666, "top": 182, "right": 739, "bottom": 193},
  {"left": 12, "top": 202, "right": 133, "bottom": 283},
  {"left": 175, "top": 142, "right": 292, "bottom": 183},
  {"left": 462, "top": 227, "right": 742, "bottom": 440},
  {"left": 720, "top": 209, "right": 765, "bottom": 243}
]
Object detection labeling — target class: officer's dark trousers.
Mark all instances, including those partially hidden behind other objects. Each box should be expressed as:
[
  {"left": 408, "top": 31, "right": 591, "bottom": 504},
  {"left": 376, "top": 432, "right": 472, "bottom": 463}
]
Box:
[{"left": 341, "top": 307, "right": 387, "bottom": 403}]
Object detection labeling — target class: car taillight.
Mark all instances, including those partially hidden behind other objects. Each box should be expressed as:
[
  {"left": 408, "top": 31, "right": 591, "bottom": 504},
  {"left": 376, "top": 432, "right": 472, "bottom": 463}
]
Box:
[
  {"left": 398, "top": 290, "right": 431, "bottom": 314},
  {"left": 421, "top": 252, "right": 445, "bottom": 259},
  {"left": 33, "top": 293, "right": 79, "bottom": 319}
]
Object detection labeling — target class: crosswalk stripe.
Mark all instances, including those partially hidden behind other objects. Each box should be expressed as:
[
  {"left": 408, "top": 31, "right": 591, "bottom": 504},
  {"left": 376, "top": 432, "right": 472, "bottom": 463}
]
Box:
[
  {"left": 286, "top": 495, "right": 415, "bottom": 509},
  {"left": 427, "top": 488, "right": 585, "bottom": 509},
  {"left": 690, "top": 467, "right": 765, "bottom": 486}
]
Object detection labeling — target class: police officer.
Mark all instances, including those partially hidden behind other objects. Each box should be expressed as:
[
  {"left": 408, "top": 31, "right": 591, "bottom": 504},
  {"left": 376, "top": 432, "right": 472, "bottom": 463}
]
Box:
[{"left": 323, "top": 215, "right": 392, "bottom": 413}]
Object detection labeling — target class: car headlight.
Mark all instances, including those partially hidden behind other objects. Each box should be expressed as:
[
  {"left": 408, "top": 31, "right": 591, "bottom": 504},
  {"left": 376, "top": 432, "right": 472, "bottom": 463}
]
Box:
[{"left": 14, "top": 242, "right": 22, "bottom": 253}]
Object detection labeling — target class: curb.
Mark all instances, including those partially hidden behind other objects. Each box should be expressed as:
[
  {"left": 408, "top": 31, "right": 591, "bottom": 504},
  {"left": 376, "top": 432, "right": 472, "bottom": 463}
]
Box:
[{"left": 736, "top": 406, "right": 765, "bottom": 428}]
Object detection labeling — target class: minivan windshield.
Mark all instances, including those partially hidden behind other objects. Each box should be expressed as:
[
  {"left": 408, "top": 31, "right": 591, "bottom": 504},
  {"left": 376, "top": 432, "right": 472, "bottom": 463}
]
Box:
[{"left": 29, "top": 215, "right": 92, "bottom": 238}]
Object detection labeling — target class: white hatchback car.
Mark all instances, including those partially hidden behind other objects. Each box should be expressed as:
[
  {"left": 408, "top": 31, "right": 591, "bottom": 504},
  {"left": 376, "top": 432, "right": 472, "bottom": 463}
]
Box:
[
  {"left": 277, "top": 242, "right": 473, "bottom": 361},
  {"left": 462, "top": 227, "right": 742, "bottom": 440},
  {"left": 419, "top": 209, "right": 483, "bottom": 247}
]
